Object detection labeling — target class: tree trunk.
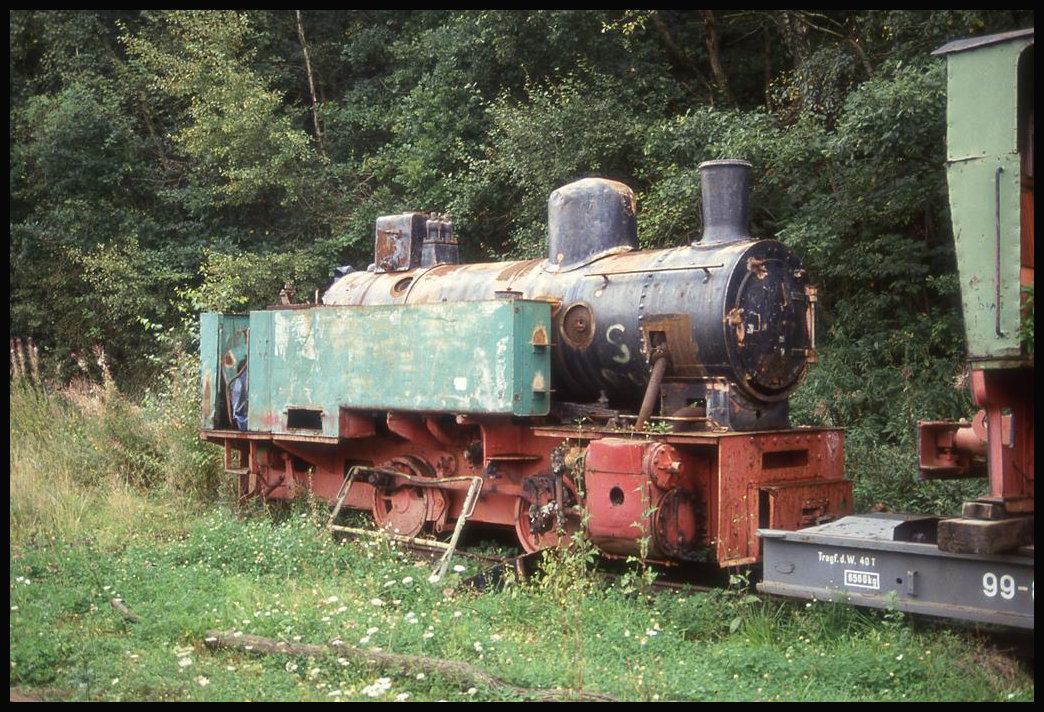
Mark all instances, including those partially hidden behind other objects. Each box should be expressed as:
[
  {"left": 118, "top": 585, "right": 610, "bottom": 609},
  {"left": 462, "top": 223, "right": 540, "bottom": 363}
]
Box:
[
  {"left": 649, "top": 10, "right": 714, "bottom": 103},
  {"left": 701, "top": 10, "right": 735, "bottom": 107},
  {"left": 776, "top": 10, "right": 809, "bottom": 68},
  {"left": 204, "top": 630, "right": 618, "bottom": 702},
  {"left": 294, "top": 10, "right": 326, "bottom": 157},
  {"left": 762, "top": 27, "right": 774, "bottom": 109}
]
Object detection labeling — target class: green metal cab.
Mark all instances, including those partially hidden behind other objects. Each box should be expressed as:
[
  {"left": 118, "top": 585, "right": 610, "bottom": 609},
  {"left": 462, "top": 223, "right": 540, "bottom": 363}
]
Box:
[{"left": 934, "top": 29, "right": 1034, "bottom": 368}]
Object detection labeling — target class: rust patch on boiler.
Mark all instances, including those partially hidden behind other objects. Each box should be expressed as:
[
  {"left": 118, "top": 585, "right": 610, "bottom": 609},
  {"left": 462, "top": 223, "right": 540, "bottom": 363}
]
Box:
[{"left": 497, "top": 259, "right": 542, "bottom": 283}]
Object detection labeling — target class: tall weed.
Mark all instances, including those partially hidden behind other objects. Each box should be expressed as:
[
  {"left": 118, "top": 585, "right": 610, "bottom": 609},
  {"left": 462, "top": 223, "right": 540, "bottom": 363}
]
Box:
[{"left": 10, "top": 345, "right": 221, "bottom": 547}]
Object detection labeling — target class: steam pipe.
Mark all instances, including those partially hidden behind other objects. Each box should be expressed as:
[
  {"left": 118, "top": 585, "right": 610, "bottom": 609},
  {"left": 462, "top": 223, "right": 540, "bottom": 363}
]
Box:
[{"left": 636, "top": 354, "right": 670, "bottom": 431}]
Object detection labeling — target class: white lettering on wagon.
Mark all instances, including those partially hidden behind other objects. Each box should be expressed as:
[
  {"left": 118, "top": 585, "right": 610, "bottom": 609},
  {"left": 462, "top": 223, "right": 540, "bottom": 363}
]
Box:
[
  {"left": 817, "top": 550, "right": 876, "bottom": 568},
  {"left": 843, "top": 570, "right": 880, "bottom": 590}
]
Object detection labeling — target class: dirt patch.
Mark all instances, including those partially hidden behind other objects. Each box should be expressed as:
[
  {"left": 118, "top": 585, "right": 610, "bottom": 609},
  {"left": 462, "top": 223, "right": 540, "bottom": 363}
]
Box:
[{"left": 10, "top": 688, "right": 41, "bottom": 702}]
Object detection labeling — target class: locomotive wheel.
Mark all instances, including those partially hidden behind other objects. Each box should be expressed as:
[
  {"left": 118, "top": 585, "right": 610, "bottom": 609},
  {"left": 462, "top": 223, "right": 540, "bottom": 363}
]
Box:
[
  {"left": 372, "top": 485, "right": 446, "bottom": 539},
  {"left": 369, "top": 455, "right": 448, "bottom": 539},
  {"left": 514, "top": 482, "right": 581, "bottom": 554}
]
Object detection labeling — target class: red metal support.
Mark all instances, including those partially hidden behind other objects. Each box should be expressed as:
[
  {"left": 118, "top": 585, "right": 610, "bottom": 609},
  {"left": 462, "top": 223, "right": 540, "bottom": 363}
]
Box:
[{"left": 970, "top": 368, "right": 1034, "bottom": 512}]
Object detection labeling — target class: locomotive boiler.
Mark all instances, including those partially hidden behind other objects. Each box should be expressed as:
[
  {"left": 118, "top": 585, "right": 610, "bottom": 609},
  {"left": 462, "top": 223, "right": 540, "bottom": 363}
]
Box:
[
  {"left": 323, "top": 160, "right": 814, "bottom": 431},
  {"left": 201, "top": 160, "right": 851, "bottom": 568}
]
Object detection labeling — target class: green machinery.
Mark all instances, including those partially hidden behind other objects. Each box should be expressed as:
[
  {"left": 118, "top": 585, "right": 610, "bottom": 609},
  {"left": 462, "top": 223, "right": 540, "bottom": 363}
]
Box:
[
  {"left": 759, "top": 28, "right": 1034, "bottom": 630},
  {"left": 937, "top": 28, "right": 1034, "bottom": 368}
]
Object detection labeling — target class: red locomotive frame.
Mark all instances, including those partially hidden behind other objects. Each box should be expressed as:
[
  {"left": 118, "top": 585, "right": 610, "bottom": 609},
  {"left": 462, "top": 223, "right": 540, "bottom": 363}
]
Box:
[{"left": 205, "top": 416, "right": 849, "bottom": 568}]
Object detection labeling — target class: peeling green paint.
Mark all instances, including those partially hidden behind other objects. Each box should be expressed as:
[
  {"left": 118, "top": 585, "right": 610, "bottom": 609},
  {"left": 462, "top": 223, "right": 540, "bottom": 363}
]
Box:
[{"left": 202, "top": 300, "right": 551, "bottom": 437}]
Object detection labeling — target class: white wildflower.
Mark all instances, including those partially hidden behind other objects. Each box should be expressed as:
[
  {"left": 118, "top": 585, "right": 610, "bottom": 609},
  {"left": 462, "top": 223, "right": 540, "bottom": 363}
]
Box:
[
  {"left": 361, "top": 677, "right": 393, "bottom": 698},
  {"left": 196, "top": 676, "right": 210, "bottom": 687}
]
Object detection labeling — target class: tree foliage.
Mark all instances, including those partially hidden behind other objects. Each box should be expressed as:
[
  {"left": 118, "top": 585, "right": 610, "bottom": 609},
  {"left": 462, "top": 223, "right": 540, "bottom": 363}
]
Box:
[{"left": 9, "top": 10, "right": 1032, "bottom": 491}]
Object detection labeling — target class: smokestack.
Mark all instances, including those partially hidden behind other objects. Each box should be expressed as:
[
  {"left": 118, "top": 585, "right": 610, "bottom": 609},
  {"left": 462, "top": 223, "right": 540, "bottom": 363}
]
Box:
[{"left": 696, "top": 159, "right": 752, "bottom": 244}]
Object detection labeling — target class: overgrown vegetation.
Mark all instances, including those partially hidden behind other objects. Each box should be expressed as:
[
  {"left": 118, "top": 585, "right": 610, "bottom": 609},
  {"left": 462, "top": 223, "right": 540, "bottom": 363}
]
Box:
[
  {"left": 9, "top": 508, "right": 1035, "bottom": 702},
  {"left": 9, "top": 366, "right": 1035, "bottom": 701},
  {"left": 9, "top": 344, "right": 223, "bottom": 548},
  {"left": 9, "top": 10, "right": 1035, "bottom": 702}
]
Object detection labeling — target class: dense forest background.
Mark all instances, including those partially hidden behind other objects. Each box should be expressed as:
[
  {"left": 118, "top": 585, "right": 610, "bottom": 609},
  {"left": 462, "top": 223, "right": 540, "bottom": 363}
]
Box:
[{"left": 8, "top": 10, "right": 1033, "bottom": 506}]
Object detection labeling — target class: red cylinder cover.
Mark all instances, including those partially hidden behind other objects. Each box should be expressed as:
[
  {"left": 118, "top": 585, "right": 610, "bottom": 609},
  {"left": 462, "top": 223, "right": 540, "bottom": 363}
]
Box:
[{"left": 584, "top": 438, "right": 706, "bottom": 560}]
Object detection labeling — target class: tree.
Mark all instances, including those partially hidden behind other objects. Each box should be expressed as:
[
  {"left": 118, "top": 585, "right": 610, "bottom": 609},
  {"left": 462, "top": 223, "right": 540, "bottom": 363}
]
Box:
[{"left": 9, "top": 9, "right": 1033, "bottom": 400}]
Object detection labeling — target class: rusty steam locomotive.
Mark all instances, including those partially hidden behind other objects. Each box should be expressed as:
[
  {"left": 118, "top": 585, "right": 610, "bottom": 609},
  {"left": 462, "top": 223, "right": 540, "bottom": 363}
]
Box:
[
  {"left": 201, "top": 159, "right": 851, "bottom": 568},
  {"left": 200, "top": 29, "right": 1032, "bottom": 629}
]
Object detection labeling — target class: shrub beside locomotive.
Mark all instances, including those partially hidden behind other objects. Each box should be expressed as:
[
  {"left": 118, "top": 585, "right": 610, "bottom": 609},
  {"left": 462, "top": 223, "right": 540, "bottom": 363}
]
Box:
[
  {"left": 201, "top": 159, "right": 851, "bottom": 568},
  {"left": 759, "top": 28, "right": 1034, "bottom": 630}
]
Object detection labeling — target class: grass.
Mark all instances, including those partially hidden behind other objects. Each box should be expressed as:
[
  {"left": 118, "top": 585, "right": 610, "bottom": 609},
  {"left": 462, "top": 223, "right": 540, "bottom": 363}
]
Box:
[
  {"left": 9, "top": 366, "right": 1035, "bottom": 702},
  {"left": 9, "top": 506, "right": 1035, "bottom": 702}
]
